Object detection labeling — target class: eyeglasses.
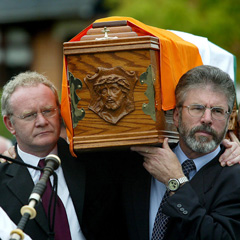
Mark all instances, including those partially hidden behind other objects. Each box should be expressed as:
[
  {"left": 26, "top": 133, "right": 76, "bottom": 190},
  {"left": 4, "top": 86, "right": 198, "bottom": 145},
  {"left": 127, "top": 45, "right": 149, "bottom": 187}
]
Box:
[
  {"left": 182, "top": 104, "right": 230, "bottom": 121},
  {"left": 12, "top": 108, "right": 59, "bottom": 121}
]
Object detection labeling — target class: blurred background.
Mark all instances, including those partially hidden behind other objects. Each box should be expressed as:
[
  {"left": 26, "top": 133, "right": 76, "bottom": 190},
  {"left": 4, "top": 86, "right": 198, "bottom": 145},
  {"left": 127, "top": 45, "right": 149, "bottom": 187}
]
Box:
[{"left": 0, "top": 0, "right": 239, "bottom": 140}]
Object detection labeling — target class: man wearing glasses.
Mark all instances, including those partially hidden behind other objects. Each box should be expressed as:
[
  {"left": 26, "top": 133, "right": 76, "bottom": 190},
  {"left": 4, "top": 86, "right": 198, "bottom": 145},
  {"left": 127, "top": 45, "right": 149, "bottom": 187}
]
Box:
[
  {"left": 0, "top": 72, "right": 116, "bottom": 240},
  {"left": 122, "top": 65, "right": 240, "bottom": 240}
]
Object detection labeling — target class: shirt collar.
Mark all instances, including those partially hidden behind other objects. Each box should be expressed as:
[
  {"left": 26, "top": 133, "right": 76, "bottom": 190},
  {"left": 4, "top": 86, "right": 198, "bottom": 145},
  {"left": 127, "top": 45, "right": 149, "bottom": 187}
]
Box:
[
  {"left": 17, "top": 145, "right": 58, "bottom": 167},
  {"left": 174, "top": 144, "right": 221, "bottom": 172}
]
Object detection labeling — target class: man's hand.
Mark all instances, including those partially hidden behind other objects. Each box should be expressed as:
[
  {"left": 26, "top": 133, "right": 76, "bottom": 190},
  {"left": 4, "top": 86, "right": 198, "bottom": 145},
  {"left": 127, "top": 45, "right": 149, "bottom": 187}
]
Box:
[
  {"left": 0, "top": 146, "right": 16, "bottom": 163},
  {"left": 131, "top": 138, "right": 184, "bottom": 185},
  {"left": 219, "top": 137, "right": 240, "bottom": 167}
]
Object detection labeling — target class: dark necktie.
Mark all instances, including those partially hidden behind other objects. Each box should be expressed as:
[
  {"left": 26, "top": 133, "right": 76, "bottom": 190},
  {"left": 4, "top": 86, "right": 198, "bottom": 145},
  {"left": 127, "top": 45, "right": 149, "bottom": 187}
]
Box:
[
  {"left": 151, "top": 159, "right": 196, "bottom": 240},
  {"left": 38, "top": 159, "right": 72, "bottom": 240},
  {"left": 181, "top": 159, "right": 196, "bottom": 179}
]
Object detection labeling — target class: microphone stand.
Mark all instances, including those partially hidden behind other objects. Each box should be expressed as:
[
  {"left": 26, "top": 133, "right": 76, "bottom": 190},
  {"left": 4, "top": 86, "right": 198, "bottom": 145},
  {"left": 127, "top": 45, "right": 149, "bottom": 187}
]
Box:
[
  {"left": 0, "top": 154, "right": 41, "bottom": 171},
  {"left": 0, "top": 154, "right": 60, "bottom": 240}
]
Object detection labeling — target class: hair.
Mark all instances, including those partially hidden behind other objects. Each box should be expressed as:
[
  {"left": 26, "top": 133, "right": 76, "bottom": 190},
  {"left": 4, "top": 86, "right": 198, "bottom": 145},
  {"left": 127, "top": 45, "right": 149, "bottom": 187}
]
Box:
[
  {"left": 175, "top": 65, "right": 236, "bottom": 113},
  {"left": 93, "top": 75, "right": 130, "bottom": 96},
  {"left": 1, "top": 71, "right": 60, "bottom": 117}
]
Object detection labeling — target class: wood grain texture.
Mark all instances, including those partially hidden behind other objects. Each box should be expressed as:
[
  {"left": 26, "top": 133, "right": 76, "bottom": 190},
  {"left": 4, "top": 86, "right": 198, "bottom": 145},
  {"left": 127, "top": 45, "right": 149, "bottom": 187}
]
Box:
[{"left": 65, "top": 37, "right": 178, "bottom": 151}]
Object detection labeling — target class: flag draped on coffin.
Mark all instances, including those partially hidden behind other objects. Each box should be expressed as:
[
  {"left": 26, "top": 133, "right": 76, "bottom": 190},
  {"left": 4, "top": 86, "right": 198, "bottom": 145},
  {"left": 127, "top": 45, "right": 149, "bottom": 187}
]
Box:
[{"left": 61, "top": 16, "right": 236, "bottom": 156}]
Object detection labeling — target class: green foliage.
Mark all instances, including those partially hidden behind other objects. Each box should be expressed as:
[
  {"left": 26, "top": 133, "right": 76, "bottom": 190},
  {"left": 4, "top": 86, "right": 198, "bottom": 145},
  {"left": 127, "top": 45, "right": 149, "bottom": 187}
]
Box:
[
  {"left": 103, "top": 0, "right": 240, "bottom": 83},
  {"left": 0, "top": 89, "right": 13, "bottom": 139},
  {"left": 0, "top": 118, "right": 11, "bottom": 139}
]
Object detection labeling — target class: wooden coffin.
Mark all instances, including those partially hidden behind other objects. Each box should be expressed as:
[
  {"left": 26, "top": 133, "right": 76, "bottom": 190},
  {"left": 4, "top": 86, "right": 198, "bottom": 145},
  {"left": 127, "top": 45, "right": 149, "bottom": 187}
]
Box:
[
  {"left": 63, "top": 20, "right": 178, "bottom": 152},
  {"left": 63, "top": 20, "right": 238, "bottom": 152}
]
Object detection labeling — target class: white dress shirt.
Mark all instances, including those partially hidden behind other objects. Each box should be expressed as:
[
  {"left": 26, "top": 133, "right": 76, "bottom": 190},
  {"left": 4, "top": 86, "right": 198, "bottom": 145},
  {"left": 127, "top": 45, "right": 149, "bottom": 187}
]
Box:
[
  {"left": 149, "top": 144, "right": 221, "bottom": 239},
  {"left": 17, "top": 145, "right": 86, "bottom": 240},
  {"left": 0, "top": 207, "right": 32, "bottom": 240}
]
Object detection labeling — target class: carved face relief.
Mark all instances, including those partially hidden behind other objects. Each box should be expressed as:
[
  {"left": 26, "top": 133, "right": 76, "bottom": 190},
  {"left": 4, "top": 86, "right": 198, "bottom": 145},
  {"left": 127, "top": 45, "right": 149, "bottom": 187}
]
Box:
[
  {"left": 99, "top": 83, "right": 125, "bottom": 111},
  {"left": 84, "top": 67, "right": 138, "bottom": 124}
]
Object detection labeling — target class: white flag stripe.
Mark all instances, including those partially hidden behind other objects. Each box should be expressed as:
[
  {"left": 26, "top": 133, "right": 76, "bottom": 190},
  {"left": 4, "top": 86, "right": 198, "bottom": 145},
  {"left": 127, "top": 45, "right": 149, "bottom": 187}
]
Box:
[{"left": 169, "top": 30, "right": 235, "bottom": 82}]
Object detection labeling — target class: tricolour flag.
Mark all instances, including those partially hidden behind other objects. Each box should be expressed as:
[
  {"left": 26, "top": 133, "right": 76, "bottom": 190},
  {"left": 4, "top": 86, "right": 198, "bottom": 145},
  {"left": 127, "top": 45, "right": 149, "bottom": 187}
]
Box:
[{"left": 61, "top": 16, "right": 236, "bottom": 156}]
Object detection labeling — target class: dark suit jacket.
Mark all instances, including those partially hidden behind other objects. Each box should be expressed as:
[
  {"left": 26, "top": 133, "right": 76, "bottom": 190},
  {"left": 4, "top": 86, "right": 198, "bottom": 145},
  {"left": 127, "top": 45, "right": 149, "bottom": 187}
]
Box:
[
  {"left": 119, "top": 145, "right": 240, "bottom": 240},
  {"left": 0, "top": 138, "right": 121, "bottom": 240}
]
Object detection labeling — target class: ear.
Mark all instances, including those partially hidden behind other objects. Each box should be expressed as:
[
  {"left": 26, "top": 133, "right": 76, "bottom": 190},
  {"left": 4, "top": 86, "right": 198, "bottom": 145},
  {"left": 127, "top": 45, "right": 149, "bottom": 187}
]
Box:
[
  {"left": 173, "top": 108, "right": 180, "bottom": 128},
  {"left": 3, "top": 116, "right": 16, "bottom": 135}
]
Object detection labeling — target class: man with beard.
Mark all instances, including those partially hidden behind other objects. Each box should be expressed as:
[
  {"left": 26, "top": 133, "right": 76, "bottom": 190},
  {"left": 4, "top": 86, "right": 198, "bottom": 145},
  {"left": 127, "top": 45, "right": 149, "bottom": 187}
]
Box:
[
  {"left": 119, "top": 65, "right": 240, "bottom": 240},
  {"left": 2, "top": 67, "right": 240, "bottom": 240}
]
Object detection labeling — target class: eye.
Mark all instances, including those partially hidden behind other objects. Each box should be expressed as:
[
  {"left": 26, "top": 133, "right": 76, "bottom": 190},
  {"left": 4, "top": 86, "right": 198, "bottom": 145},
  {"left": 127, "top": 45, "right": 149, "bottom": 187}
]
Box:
[
  {"left": 22, "top": 112, "right": 36, "bottom": 120},
  {"left": 190, "top": 105, "right": 204, "bottom": 111},
  {"left": 42, "top": 109, "right": 52, "bottom": 114},
  {"left": 101, "top": 88, "right": 107, "bottom": 95},
  {"left": 212, "top": 108, "right": 225, "bottom": 115},
  {"left": 110, "top": 87, "right": 120, "bottom": 93},
  {"left": 42, "top": 108, "right": 57, "bottom": 117}
]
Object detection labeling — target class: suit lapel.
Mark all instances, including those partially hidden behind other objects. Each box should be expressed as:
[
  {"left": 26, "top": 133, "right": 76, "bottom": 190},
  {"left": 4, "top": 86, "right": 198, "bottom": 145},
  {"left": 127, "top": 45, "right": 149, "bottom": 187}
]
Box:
[
  {"left": 6, "top": 163, "right": 34, "bottom": 205},
  {"left": 190, "top": 147, "right": 224, "bottom": 205},
  {"left": 6, "top": 159, "right": 49, "bottom": 233}
]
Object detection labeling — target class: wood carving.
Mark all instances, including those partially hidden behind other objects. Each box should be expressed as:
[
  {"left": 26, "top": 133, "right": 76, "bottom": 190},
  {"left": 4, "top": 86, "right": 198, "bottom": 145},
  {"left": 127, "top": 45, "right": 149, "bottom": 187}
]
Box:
[{"left": 84, "top": 66, "right": 138, "bottom": 124}]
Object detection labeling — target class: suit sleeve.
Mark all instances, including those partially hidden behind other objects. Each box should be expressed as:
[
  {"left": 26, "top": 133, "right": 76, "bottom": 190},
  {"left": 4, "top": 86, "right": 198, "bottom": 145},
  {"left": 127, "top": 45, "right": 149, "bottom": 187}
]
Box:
[{"left": 163, "top": 176, "right": 240, "bottom": 240}]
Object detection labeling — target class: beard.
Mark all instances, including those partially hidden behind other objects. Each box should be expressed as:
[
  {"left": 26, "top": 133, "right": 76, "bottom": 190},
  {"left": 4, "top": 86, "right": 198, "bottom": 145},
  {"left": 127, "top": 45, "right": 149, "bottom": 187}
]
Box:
[
  {"left": 178, "top": 114, "right": 228, "bottom": 153},
  {"left": 105, "top": 100, "right": 120, "bottom": 110}
]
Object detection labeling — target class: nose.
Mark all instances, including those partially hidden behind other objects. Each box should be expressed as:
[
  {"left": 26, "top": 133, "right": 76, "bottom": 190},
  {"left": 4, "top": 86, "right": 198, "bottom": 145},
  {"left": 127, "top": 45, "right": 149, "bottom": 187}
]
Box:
[
  {"left": 200, "top": 108, "right": 213, "bottom": 125},
  {"left": 106, "top": 88, "right": 112, "bottom": 98},
  {"left": 35, "top": 113, "right": 48, "bottom": 127}
]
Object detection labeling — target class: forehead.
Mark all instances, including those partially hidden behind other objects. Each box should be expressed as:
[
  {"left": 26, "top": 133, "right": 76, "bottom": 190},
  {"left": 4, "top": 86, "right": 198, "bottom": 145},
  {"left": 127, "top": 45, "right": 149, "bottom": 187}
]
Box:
[
  {"left": 10, "top": 84, "right": 56, "bottom": 110},
  {"left": 184, "top": 86, "right": 228, "bottom": 107}
]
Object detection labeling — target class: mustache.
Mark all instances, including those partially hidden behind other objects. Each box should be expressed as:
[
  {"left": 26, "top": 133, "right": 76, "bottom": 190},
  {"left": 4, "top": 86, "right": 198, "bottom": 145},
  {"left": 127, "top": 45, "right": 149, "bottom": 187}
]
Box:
[{"left": 191, "top": 124, "right": 218, "bottom": 137}]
